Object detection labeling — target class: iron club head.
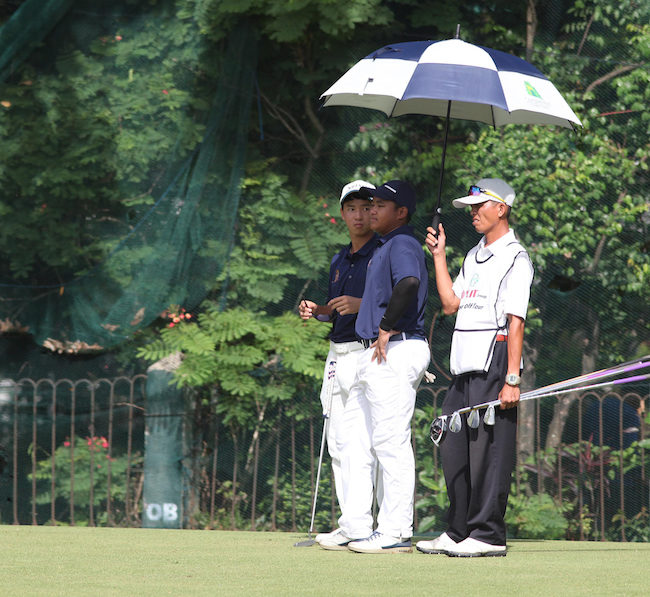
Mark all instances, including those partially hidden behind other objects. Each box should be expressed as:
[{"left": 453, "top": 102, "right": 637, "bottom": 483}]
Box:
[
  {"left": 467, "top": 408, "right": 480, "bottom": 428},
  {"left": 449, "top": 411, "right": 462, "bottom": 433},
  {"left": 484, "top": 404, "right": 496, "bottom": 426}
]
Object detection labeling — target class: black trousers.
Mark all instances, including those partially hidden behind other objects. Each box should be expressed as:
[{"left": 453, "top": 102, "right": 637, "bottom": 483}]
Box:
[{"left": 439, "top": 342, "right": 517, "bottom": 546}]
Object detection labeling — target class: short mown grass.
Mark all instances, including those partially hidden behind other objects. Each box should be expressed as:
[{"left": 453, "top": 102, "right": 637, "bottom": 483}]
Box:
[{"left": 1, "top": 526, "right": 648, "bottom": 596}]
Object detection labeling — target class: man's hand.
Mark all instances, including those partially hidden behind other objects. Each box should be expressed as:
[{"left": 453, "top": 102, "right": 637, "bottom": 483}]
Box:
[
  {"left": 498, "top": 383, "right": 520, "bottom": 409},
  {"left": 425, "top": 224, "right": 446, "bottom": 257},
  {"left": 371, "top": 328, "right": 397, "bottom": 364},
  {"left": 328, "top": 295, "right": 362, "bottom": 316},
  {"left": 298, "top": 299, "right": 317, "bottom": 320}
]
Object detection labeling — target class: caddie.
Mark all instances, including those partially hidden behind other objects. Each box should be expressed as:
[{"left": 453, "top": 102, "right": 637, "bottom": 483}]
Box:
[{"left": 419, "top": 178, "right": 534, "bottom": 557}]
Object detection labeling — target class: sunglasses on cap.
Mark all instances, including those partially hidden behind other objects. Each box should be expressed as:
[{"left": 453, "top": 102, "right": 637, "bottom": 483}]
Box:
[{"left": 468, "top": 185, "right": 506, "bottom": 204}]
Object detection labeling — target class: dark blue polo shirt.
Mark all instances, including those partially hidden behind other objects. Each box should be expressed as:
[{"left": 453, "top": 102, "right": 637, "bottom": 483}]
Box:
[
  {"left": 355, "top": 225, "right": 428, "bottom": 340},
  {"left": 328, "top": 235, "right": 379, "bottom": 343}
]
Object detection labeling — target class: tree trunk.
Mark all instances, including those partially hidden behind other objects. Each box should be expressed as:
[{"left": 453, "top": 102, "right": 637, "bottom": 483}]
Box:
[
  {"left": 526, "top": 0, "right": 538, "bottom": 62},
  {"left": 517, "top": 339, "right": 538, "bottom": 466},
  {"left": 545, "top": 316, "right": 599, "bottom": 452}
]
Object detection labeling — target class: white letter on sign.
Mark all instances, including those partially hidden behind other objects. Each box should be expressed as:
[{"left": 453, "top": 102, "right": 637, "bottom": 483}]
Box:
[
  {"left": 163, "top": 503, "right": 178, "bottom": 521},
  {"left": 146, "top": 503, "right": 162, "bottom": 521}
]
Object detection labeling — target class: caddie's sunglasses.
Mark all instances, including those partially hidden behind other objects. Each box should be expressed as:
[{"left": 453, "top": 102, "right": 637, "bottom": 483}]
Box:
[{"left": 468, "top": 185, "right": 506, "bottom": 204}]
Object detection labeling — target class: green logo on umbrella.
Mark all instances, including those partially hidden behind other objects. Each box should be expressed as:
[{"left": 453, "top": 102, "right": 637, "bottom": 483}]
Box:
[{"left": 525, "top": 81, "right": 542, "bottom": 99}]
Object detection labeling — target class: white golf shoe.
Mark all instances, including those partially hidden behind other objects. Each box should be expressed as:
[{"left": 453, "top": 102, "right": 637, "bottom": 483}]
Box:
[
  {"left": 444, "top": 537, "right": 506, "bottom": 557},
  {"left": 415, "top": 532, "right": 458, "bottom": 554},
  {"left": 315, "top": 528, "right": 341, "bottom": 543},
  {"left": 317, "top": 528, "right": 353, "bottom": 551},
  {"left": 347, "top": 531, "right": 412, "bottom": 554}
]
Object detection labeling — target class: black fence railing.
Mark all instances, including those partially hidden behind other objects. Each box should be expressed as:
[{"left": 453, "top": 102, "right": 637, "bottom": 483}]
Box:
[{"left": 0, "top": 376, "right": 647, "bottom": 541}]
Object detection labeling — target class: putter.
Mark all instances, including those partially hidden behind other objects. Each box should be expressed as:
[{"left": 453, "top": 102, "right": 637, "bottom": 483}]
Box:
[{"left": 294, "top": 359, "right": 336, "bottom": 547}]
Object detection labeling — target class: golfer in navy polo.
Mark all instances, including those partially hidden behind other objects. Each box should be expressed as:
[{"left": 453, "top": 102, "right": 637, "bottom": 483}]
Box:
[
  {"left": 339, "top": 180, "right": 430, "bottom": 554},
  {"left": 299, "top": 180, "right": 380, "bottom": 550}
]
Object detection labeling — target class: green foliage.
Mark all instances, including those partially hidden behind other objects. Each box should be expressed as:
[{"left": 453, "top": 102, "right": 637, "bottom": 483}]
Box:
[
  {"left": 220, "top": 168, "right": 349, "bottom": 307},
  {"left": 0, "top": 0, "right": 209, "bottom": 281},
  {"left": 138, "top": 304, "right": 328, "bottom": 427},
  {"left": 256, "top": 462, "right": 336, "bottom": 533},
  {"left": 412, "top": 404, "right": 448, "bottom": 533},
  {"left": 607, "top": 508, "right": 650, "bottom": 543},
  {"left": 28, "top": 435, "right": 143, "bottom": 526},
  {"left": 506, "top": 490, "right": 569, "bottom": 540}
]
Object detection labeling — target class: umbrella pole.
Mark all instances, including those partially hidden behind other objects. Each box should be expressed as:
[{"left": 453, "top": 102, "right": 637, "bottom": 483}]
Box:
[{"left": 431, "top": 100, "right": 452, "bottom": 233}]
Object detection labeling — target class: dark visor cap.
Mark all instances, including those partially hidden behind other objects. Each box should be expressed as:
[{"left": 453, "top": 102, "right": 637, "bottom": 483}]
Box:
[{"left": 358, "top": 179, "right": 416, "bottom": 215}]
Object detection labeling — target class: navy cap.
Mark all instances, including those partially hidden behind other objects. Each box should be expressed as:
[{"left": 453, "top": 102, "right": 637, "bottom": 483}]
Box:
[{"left": 359, "top": 179, "right": 416, "bottom": 215}]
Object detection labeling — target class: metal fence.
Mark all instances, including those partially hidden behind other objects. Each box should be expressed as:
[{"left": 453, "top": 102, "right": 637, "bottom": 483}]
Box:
[
  {"left": 0, "top": 376, "right": 647, "bottom": 541},
  {"left": 0, "top": 376, "right": 147, "bottom": 526}
]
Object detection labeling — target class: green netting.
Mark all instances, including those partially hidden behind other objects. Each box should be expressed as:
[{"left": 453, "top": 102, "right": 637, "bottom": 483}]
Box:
[
  {"left": 0, "top": 0, "right": 75, "bottom": 82},
  {"left": 0, "top": 0, "right": 256, "bottom": 351}
]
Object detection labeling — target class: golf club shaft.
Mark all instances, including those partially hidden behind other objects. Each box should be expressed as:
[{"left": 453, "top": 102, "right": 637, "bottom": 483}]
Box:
[
  {"left": 452, "top": 371, "right": 650, "bottom": 416},
  {"left": 307, "top": 360, "right": 336, "bottom": 536},
  {"left": 522, "top": 356, "right": 650, "bottom": 399},
  {"left": 308, "top": 416, "right": 328, "bottom": 535}
]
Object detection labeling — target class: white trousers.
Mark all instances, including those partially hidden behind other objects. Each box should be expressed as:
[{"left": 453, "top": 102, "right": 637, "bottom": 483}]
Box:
[
  {"left": 339, "top": 338, "right": 430, "bottom": 539},
  {"left": 319, "top": 341, "right": 366, "bottom": 520}
]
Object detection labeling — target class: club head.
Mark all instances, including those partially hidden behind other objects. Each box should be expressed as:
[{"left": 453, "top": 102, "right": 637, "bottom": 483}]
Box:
[
  {"left": 484, "top": 404, "right": 496, "bottom": 426},
  {"left": 293, "top": 538, "right": 317, "bottom": 547},
  {"left": 430, "top": 416, "right": 447, "bottom": 445},
  {"left": 449, "top": 411, "right": 462, "bottom": 433},
  {"left": 467, "top": 408, "right": 480, "bottom": 428}
]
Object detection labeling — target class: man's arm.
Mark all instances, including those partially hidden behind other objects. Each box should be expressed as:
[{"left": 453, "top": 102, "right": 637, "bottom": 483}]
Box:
[
  {"left": 498, "top": 314, "right": 525, "bottom": 409},
  {"left": 327, "top": 295, "right": 362, "bottom": 316},
  {"left": 372, "top": 276, "right": 419, "bottom": 363},
  {"left": 425, "top": 224, "right": 460, "bottom": 315}
]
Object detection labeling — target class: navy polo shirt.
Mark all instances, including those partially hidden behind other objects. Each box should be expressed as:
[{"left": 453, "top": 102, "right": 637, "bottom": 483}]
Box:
[
  {"left": 328, "top": 235, "right": 379, "bottom": 343},
  {"left": 355, "top": 225, "right": 428, "bottom": 340}
]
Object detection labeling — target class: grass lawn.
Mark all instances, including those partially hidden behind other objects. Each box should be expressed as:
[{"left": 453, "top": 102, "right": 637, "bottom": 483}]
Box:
[{"left": 1, "top": 526, "right": 648, "bottom": 596}]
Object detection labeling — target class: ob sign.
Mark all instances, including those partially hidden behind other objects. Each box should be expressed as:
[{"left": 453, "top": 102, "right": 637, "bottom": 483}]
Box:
[{"left": 145, "top": 502, "right": 179, "bottom": 524}]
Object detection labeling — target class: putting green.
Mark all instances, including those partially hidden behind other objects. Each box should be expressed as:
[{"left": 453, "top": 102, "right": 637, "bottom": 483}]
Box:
[{"left": 1, "top": 526, "right": 648, "bottom": 596}]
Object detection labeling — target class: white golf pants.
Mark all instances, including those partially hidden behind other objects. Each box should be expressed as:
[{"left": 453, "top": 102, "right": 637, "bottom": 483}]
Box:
[
  {"left": 339, "top": 338, "right": 430, "bottom": 539},
  {"left": 319, "top": 341, "right": 366, "bottom": 520}
]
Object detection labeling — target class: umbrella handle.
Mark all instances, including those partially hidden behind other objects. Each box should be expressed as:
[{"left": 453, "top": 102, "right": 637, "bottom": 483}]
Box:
[{"left": 430, "top": 209, "right": 441, "bottom": 237}]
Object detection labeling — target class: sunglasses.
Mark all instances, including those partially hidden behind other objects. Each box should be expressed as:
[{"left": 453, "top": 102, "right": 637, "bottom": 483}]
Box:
[{"left": 468, "top": 185, "right": 506, "bottom": 204}]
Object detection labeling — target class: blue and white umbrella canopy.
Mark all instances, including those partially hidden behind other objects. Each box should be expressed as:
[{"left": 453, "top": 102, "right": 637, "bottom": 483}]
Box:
[{"left": 321, "top": 39, "right": 582, "bottom": 129}]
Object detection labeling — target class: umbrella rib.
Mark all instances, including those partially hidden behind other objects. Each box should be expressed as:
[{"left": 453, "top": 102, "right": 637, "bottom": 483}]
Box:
[{"left": 388, "top": 99, "right": 397, "bottom": 118}]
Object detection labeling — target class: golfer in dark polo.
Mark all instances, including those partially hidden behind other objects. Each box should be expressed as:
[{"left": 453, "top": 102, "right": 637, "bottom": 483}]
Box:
[{"left": 336, "top": 180, "right": 430, "bottom": 554}]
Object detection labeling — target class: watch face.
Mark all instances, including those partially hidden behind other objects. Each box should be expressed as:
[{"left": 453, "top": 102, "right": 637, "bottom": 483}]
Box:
[{"left": 506, "top": 374, "right": 520, "bottom": 386}]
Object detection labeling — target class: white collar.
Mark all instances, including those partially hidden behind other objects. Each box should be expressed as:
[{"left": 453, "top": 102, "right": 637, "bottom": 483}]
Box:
[{"left": 476, "top": 229, "right": 516, "bottom": 261}]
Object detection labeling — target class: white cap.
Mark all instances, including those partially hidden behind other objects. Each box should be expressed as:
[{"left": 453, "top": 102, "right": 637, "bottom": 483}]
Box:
[
  {"left": 452, "top": 178, "right": 516, "bottom": 208},
  {"left": 340, "top": 179, "right": 376, "bottom": 205}
]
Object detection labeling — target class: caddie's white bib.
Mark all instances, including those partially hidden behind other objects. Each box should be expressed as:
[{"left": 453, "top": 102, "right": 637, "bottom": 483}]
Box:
[{"left": 450, "top": 238, "right": 529, "bottom": 375}]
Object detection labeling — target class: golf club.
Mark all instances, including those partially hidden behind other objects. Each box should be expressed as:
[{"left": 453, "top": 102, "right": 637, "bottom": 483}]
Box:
[
  {"left": 294, "top": 359, "right": 336, "bottom": 547},
  {"left": 430, "top": 356, "right": 650, "bottom": 445}
]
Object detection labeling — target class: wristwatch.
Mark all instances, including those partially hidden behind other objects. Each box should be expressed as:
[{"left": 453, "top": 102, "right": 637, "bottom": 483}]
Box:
[{"left": 505, "top": 373, "right": 521, "bottom": 387}]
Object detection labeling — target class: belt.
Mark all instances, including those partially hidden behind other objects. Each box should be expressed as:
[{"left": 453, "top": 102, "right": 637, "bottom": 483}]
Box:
[
  {"left": 496, "top": 334, "right": 508, "bottom": 342},
  {"left": 360, "top": 332, "right": 426, "bottom": 349},
  {"left": 331, "top": 340, "right": 364, "bottom": 354}
]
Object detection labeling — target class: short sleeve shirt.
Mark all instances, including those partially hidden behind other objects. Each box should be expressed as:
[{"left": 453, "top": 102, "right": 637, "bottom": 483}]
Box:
[
  {"left": 328, "top": 235, "right": 379, "bottom": 343},
  {"left": 355, "top": 225, "right": 428, "bottom": 340}
]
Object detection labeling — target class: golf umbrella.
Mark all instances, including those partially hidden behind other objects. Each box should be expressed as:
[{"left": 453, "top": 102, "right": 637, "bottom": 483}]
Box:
[{"left": 320, "top": 36, "right": 582, "bottom": 229}]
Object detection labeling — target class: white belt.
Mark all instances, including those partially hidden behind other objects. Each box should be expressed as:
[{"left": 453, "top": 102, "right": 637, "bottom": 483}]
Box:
[{"left": 331, "top": 340, "right": 364, "bottom": 354}]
